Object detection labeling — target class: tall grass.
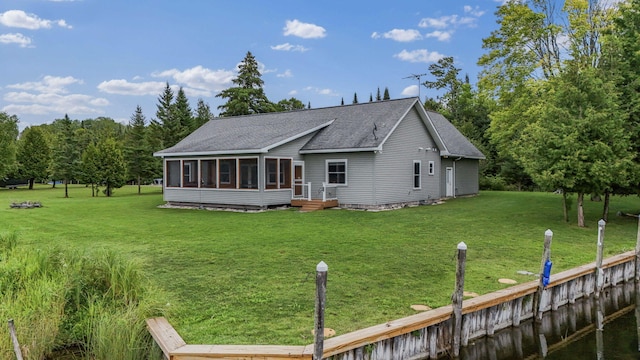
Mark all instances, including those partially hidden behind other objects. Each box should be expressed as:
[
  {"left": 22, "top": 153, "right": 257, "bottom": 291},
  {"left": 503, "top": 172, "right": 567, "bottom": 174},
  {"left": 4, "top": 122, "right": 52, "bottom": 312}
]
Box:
[{"left": 0, "top": 233, "right": 166, "bottom": 360}]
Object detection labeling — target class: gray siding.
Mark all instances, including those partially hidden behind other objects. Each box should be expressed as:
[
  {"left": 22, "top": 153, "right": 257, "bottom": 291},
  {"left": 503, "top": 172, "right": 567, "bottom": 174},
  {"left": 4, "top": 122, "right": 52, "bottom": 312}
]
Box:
[
  {"left": 302, "top": 153, "right": 376, "bottom": 205},
  {"left": 373, "top": 107, "right": 440, "bottom": 205},
  {"left": 439, "top": 158, "right": 479, "bottom": 197},
  {"left": 454, "top": 158, "right": 479, "bottom": 195}
]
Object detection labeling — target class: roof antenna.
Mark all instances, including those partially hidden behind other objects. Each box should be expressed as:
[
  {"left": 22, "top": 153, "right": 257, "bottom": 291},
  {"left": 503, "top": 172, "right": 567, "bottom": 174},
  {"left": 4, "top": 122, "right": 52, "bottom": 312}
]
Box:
[
  {"left": 403, "top": 73, "right": 428, "bottom": 99},
  {"left": 373, "top": 123, "right": 378, "bottom": 140}
]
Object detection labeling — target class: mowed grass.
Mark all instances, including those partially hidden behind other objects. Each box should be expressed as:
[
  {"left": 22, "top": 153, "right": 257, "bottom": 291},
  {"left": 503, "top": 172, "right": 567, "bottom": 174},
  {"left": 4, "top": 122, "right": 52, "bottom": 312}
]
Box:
[{"left": 1, "top": 185, "right": 639, "bottom": 346}]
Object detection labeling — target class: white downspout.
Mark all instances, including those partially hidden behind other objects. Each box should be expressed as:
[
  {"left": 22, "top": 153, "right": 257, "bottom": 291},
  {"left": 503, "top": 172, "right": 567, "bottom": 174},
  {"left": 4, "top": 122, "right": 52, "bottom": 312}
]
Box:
[{"left": 453, "top": 157, "right": 462, "bottom": 198}]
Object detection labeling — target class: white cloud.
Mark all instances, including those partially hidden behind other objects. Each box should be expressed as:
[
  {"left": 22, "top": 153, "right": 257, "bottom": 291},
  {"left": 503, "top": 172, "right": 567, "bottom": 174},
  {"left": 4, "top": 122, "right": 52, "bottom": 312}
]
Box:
[
  {"left": 401, "top": 85, "right": 419, "bottom": 97},
  {"left": 0, "top": 10, "right": 72, "bottom": 29},
  {"left": 0, "top": 33, "right": 32, "bottom": 47},
  {"left": 97, "top": 79, "right": 169, "bottom": 96},
  {"left": 288, "top": 90, "right": 298, "bottom": 96},
  {"left": 418, "top": 17, "right": 450, "bottom": 29},
  {"left": 377, "top": 29, "right": 422, "bottom": 42},
  {"left": 270, "top": 42, "right": 309, "bottom": 52},
  {"left": 464, "top": 5, "right": 485, "bottom": 17},
  {"left": 304, "top": 86, "right": 339, "bottom": 96},
  {"left": 277, "top": 69, "right": 293, "bottom": 78},
  {"left": 152, "top": 65, "right": 235, "bottom": 96},
  {"left": 283, "top": 19, "right": 326, "bottom": 39},
  {"left": 371, "top": 32, "right": 381, "bottom": 39},
  {"left": 425, "top": 30, "right": 452, "bottom": 42},
  {"left": 394, "top": 49, "right": 445, "bottom": 63},
  {"left": 3, "top": 76, "right": 108, "bottom": 116},
  {"left": 7, "top": 75, "right": 82, "bottom": 93}
]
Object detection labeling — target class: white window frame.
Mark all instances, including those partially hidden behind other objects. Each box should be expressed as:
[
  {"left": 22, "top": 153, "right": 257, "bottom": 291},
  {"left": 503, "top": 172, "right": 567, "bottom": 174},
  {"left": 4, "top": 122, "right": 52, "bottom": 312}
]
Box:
[
  {"left": 326, "top": 159, "right": 348, "bottom": 186},
  {"left": 428, "top": 160, "right": 435, "bottom": 176},
  {"left": 413, "top": 160, "right": 421, "bottom": 189}
]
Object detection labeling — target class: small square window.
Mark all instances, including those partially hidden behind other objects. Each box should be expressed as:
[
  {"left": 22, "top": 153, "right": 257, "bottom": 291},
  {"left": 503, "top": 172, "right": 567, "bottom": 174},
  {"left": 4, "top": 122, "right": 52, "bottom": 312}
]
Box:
[
  {"left": 326, "top": 160, "right": 347, "bottom": 185},
  {"left": 428, "top": 161, "right": 435, "bottom": 176}
]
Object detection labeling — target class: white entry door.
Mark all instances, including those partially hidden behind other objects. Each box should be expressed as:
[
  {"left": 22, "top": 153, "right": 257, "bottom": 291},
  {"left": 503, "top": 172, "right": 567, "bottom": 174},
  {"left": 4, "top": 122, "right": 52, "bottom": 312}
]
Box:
[
  {"left": 446, "top": 167, "right": 454, "bottom": 197},
  {"left": 293, "top": 161, "right": 304, "bottom": 197}
]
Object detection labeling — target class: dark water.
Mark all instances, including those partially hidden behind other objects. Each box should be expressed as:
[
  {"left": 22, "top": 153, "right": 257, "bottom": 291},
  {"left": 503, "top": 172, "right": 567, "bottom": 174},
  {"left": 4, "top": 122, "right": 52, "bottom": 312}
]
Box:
[
  {"left": 545, "top": 310, "right": 640, "bottom": 360},
  {"left": 449, "top": 281, "right": 640, "bottom": 360}
]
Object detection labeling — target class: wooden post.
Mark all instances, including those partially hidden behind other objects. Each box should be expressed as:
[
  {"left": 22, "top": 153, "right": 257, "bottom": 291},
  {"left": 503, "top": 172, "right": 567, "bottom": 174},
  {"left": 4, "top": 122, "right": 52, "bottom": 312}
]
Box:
[
  {"left": 534, "top": 229, "right": 553, "bottom": 321},
  {"left": 595, "top": 219, "right": 606, "bottom": 298},
  {"left": 452, "top": 241, "right": 467, "bottom": 358},
  {"left": 635, "top": 280, "right": 640, "bottom": 352},
  {"left": 8, "top": 319, "right": 23, "bottom": 360},
  {"left": 314, "top": 261, "right": 328, "bottom": 360},
  {"left": 635, "top": 215, "right": 640, "bottom": 281}
]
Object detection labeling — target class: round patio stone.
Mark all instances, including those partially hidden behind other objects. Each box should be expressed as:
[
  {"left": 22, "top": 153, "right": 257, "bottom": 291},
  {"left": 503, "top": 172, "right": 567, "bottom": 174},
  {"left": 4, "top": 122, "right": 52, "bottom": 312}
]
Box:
[
  {"left": 463, "top": 291, "right": 479, "bottom": 298},
  {"left": 410, "top": 304, "right": 431, "bottom": 311},
  {"left": 311, "top": 328, "right": 336, "bottom": 337},
  {"left": 498, "top": 278, "right": 518, "bottom": 284}
]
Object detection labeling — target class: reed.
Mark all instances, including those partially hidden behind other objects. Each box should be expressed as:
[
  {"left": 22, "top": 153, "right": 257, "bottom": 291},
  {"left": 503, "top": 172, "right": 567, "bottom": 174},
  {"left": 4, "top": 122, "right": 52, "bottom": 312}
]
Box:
[{"left": 0, "top": 233, "right": 166, "bottom": 359}]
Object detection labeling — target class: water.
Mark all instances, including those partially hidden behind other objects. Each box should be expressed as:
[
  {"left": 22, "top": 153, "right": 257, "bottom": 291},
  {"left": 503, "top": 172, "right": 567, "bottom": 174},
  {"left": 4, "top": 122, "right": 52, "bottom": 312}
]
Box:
[{"left": 449, "top": 281, "right": 640, "bottom": 360}]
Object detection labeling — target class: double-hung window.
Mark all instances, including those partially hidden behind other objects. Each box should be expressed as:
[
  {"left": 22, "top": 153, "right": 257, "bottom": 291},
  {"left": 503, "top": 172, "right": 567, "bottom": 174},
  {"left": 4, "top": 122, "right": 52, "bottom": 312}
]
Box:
[
  {"left": 326, "top": 160, "right": 347, "bottom": 185},
  {"left": 413, "top": 160, "right": 421, "bottom": 189}
]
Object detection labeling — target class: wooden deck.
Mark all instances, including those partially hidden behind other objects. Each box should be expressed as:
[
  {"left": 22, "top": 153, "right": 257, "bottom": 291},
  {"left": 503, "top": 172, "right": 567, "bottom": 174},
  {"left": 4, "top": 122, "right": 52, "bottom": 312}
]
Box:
[{"left": 290, "top": 199, "right": 339, "bottom": 212}]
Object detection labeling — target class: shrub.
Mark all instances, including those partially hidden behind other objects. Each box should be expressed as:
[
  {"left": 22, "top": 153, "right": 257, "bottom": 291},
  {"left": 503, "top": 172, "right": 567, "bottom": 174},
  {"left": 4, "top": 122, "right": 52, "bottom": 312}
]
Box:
[
  {"left": 0, "top": 233, "right": 166, "bottom": 360},
  {"left": 479, "top": 175, "right": 507, "bottom": 191}
]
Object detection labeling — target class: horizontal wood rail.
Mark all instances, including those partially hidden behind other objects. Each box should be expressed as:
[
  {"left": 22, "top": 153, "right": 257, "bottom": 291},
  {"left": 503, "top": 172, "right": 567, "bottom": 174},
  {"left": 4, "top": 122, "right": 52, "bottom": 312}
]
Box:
[{"left": 148, "top": 251, "right": 638, "bottom": 360}]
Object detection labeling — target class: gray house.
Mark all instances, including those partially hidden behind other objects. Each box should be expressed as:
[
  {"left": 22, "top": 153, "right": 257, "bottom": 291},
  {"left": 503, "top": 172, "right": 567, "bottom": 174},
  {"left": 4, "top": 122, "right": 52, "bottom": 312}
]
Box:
[{"left": 154, "top": 97, "right": 484, "bottom": 210}]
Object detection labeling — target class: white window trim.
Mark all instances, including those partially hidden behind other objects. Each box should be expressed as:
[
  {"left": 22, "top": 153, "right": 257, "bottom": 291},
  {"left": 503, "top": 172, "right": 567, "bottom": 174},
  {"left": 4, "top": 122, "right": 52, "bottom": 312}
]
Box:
[
  {"left": 325, "top": 159, "right": 348, "bottom": 186},
  {"left": 428, "top": 160, "right": 435, "bottom": 176},
  {"left": 413, "top": 160, "right": 421, "bottom": 190}
]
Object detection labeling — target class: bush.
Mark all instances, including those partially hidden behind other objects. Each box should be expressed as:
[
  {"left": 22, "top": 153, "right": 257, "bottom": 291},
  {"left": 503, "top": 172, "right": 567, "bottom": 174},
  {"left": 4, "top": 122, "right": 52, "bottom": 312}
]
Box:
[
  {"left": 479, "top": 175, "right": 507, "bottom": 191},
  {"left": 0, "top": 233, "right": 166, "bottom": 360}
]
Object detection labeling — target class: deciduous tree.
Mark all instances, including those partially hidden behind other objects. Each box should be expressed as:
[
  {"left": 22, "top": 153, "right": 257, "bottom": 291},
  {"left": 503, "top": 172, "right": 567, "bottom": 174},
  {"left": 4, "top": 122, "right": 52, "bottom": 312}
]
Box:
[
  {"left": 16, "top": 126, "right": 50, "bottom": 189},
  {"left": 0, "top": 112, "right": 18, "bottom": 180},
  {"left": 95, "top": 137, "right": 127, "bottom": 197}
]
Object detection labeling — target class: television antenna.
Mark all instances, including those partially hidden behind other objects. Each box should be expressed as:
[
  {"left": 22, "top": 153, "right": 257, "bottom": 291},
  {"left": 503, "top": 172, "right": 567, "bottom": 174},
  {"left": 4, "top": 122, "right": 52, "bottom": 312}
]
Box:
[{"left": 403, "top": 73, "right": 428, "bottom": 98}]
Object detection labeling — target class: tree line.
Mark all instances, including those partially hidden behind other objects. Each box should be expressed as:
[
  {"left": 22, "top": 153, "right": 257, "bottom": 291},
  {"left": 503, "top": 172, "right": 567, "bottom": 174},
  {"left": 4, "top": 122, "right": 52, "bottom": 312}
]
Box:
[
  {"left": 0, "top": 51, "right": 311, "bottom": 197},
  {"left": 2, "top": 0, "right": 640, "bottom": 227},
  {"left": 422, "top": 0, "right": 640, "bottom": 227}
]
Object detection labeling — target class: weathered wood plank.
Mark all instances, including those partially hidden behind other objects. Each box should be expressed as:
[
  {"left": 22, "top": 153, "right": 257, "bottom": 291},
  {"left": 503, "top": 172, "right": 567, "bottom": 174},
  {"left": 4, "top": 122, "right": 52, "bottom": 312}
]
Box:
[
  {"left": 322, "top": 306, "right": 452, "bottom": 357},
  {"left": 172, "top": 345, "right": 310, "bottom": 359},
  {"left": 146, "top": 317, "right": 187, "bottom": 359}
]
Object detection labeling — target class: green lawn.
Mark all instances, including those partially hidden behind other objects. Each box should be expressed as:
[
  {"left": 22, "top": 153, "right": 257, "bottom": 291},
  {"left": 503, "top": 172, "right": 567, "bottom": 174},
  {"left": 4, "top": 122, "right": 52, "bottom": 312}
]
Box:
[{"left": 1, "top": 185, "right": 639, "bottom": 346}]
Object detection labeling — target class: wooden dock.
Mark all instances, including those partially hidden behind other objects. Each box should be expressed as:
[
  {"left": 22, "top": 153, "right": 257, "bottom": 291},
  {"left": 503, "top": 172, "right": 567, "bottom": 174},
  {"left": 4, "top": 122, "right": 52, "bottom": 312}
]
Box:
[{"left": 148, "top": 250, "right": 639, "bottom": 360}]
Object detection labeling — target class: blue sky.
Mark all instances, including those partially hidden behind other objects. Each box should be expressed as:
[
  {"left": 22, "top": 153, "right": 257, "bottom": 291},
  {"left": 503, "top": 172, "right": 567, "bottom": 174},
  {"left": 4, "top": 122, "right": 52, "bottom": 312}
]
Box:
[{"left": 0, "top": 0, "right": 504, "bottom": 130}]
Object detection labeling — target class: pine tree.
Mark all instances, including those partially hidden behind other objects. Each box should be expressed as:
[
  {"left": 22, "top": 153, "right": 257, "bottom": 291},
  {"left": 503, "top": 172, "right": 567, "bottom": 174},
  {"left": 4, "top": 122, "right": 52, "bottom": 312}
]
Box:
[
  {"left": 174, "top": 87, "right": 193, "bottom": 138},
  {"left": 50, "top": 114, "right": 80, "bottom": 198},
  {"left": 194, "top": 99, "right": 213, "bottom": 129},
  {"left": 376, "top": 87, "right": 382, "bottom": 101},
  {"left": 353, "top": 93, "right": 358, "bottom": 104},
  {"left": 152, "top": 83, "right": 178, "bottom": 147},
  {"left": 383, "top": 87, "right": 390, "bottom": 100},
  {"left": 124, "top": 105, "right": 155, "bottom": 194},
  {"left": 307, "top": 102, "right": 311, "bottom": 109},
  {"left": 369, "top": 93, "right": 373, "bottom": 102},
  {"left": 341, "top": 98, "right": 344, "bottom": 106},
  {"left": 216, "top": 51, "right": 276, "bottom": 116}
]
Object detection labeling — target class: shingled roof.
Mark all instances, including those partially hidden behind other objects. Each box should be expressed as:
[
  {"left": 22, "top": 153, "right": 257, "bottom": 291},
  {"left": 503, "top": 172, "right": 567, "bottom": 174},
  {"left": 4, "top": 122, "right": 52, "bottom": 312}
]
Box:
[{"left": 154, "top": 97, "right": 484, "bottom": 159}]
